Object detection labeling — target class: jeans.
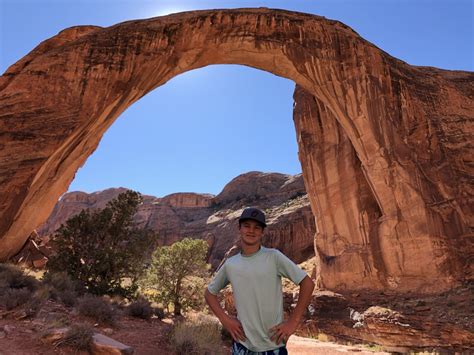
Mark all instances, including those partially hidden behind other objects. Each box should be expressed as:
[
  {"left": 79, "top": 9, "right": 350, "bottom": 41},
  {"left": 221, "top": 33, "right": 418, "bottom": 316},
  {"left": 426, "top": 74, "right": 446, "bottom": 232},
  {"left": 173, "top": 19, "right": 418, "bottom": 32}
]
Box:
[{"left": 231, "top": 342, "right": 288, "bottom": 355}]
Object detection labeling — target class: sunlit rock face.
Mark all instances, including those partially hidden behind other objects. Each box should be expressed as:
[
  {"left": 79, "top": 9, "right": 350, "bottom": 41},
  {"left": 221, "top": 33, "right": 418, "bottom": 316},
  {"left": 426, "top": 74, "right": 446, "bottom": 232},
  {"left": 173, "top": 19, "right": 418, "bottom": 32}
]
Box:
[
  {"left": 36, "top": 172, "right": 315, "bottom": 268},
  {"left": 0, "top": 8, "right": 472, "bottom": 293}
]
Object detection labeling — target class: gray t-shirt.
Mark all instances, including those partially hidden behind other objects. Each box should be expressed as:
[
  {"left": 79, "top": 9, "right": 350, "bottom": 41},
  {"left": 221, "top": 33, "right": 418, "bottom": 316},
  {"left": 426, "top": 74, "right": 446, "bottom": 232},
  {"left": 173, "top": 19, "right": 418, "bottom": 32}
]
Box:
[{"left": 207, "top": 247, "right": 307, "bottom": 352}]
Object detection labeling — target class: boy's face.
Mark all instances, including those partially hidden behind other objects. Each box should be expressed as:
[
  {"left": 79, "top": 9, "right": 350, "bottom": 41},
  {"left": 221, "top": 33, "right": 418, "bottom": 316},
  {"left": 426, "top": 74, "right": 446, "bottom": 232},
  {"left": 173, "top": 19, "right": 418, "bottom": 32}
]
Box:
[{"left": 239, "top": 219, "right": 264, "bottom": 247}]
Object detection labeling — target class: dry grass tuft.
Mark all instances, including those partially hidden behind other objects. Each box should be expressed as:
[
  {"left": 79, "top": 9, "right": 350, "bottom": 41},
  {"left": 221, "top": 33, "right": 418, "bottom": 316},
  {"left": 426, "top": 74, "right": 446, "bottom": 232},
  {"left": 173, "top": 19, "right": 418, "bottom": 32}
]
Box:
[
  {"left": 56, "top": 323, "right": 94, "bottom": 352},
  {"left": 171, "top": 313, "right": 223, "bottom": 354}
]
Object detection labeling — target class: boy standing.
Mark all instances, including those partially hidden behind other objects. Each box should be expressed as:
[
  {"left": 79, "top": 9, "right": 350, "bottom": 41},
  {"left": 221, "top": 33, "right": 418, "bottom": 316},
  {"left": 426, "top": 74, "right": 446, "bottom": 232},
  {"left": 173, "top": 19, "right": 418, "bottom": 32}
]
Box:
[{"left": 205, "top": 207, "right": 315, "bottom": 354}]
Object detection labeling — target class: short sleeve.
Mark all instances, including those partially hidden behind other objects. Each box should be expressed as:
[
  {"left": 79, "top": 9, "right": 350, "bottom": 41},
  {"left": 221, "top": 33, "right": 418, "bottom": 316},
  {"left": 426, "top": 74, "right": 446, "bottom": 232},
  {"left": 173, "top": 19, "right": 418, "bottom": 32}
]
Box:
[
  {"left": 276, "top": 250, "right": 308, "bottom": 285},
  {"left": 207, "top": 263, "right": 230, "bottom": 295}
]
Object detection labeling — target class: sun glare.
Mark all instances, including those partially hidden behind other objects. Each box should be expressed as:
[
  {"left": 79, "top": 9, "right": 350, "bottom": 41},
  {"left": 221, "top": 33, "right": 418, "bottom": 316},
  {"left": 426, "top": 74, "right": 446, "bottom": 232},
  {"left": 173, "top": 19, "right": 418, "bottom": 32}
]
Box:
[{"left": 153, "top": 7, "right": 188, "bottom": 17}]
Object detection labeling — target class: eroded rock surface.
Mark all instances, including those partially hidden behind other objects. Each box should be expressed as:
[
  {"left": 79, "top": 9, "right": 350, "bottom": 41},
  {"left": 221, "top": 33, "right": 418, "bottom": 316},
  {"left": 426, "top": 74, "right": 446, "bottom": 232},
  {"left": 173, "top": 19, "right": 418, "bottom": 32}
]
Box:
[
  {"left": 0, "top": 8, "right": 472, "bottom": 293},
  {"left": 301, "top": 288, "right": 474, "bottom": 352},
  {"left": 35, "top": 172, "right": 316, "bottom": 268}
]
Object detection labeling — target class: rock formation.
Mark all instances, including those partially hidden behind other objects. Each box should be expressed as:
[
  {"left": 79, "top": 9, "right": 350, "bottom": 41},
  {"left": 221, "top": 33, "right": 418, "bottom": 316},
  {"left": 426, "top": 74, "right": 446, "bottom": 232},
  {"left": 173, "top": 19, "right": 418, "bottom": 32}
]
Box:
[
  {"left": 302, "top": 287, "right": 474, "bottom": 351},
  {"left": 10, "top": 230, "right": 51, "bottom": 268},
  {"left": 35, "top": 172, "right": 316, "bottom": 268},
  {"left": 0, "top": 8, "right": 472, "bottom": 293}
]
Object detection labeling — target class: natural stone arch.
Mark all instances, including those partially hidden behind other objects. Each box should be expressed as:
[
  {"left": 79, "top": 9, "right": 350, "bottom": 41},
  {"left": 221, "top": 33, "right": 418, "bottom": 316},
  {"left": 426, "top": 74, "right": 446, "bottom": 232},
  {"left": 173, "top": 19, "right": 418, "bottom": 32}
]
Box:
[{"left": 0, "top": 8, "right": 472, "bottom": 293}]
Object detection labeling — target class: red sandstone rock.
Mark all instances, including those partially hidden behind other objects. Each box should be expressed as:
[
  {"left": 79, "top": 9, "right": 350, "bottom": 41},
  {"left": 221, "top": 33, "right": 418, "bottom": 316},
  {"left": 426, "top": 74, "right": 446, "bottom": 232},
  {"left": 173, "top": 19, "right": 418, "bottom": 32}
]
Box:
[
  {"left": 0, "top": 8, "right": 472, "bottom": 294},
  {"left": 10, "top": 230, "right": 50, "bottom": 268},
  {"left": 41, "top": 327, "right": 134, "bottom": 354}
]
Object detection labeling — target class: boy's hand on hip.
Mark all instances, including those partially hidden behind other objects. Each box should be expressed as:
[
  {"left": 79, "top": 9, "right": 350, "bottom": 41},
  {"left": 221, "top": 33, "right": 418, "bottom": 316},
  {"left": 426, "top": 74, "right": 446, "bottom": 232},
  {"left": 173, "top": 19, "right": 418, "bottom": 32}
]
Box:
[
  {"left": 222, "top": 315, "right": 246, "bottom": 343},
  {"left": 269, "top": 319, "right": 298, "bottom": 344}
]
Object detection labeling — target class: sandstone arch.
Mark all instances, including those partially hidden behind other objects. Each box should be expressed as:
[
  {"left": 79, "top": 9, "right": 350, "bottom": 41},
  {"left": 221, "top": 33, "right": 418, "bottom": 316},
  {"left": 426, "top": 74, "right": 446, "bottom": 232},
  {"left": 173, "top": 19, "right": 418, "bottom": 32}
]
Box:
[{"left": 0, "top": 8, "right": 472, "bottom": 293}]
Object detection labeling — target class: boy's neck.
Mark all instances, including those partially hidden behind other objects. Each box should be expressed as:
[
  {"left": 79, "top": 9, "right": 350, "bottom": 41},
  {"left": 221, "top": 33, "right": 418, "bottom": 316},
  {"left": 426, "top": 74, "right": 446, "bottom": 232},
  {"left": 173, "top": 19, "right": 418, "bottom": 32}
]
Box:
[{"left": 241, "top": 243, "right": 261, "bottom": 256}]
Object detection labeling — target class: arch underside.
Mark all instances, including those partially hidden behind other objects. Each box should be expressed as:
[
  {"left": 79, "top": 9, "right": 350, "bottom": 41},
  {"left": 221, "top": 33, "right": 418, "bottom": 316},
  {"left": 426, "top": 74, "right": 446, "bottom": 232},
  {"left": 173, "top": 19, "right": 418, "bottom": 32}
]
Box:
[{"left": 0, "top": 8, "right": 472, "bottom": 293}]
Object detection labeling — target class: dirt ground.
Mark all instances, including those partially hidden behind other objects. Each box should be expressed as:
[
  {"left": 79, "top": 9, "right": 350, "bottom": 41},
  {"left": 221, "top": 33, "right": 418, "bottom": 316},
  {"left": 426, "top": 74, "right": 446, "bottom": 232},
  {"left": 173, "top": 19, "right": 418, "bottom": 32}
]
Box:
[
  {"left": 1, "top": 257, "right": 471, "bottom": 354},
  {"left": 0, "top": 300, "right": 174, "bottom": 355},
  {"left": 0, "top": 300, "right": 391, "bottom": 355}
]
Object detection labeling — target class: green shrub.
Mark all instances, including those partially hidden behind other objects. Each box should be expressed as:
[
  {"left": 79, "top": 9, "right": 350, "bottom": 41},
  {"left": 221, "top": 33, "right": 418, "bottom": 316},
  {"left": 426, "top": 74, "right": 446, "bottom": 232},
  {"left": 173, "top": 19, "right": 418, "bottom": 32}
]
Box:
[
  {"left": 57, "top": 323, "right": 94, "bottom": 352},
  {"left": 126, "top": 298, "right": 153, "bottom": 319},
  {"left": 171, "top": 314, "right": 223, "bottom": 354},
  {"left": 141, "top": 238, "right": 210, "bottom": 315},
  {"left": 77, "top": 295, "right": 116, "bottom": 324},
  {"left": 47, "top": 190, "right": 156, "bottom": 298}
]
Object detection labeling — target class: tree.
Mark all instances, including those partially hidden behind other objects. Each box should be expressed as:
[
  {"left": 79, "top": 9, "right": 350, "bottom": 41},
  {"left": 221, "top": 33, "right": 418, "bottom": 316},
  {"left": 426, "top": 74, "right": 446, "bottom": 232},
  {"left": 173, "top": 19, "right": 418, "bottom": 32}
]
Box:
[
  {"left": 142, "top": 238, "right": 209, "bottom": 315},
  {"left": 46, "top": 190, "right": 155, "bottom": 298}
]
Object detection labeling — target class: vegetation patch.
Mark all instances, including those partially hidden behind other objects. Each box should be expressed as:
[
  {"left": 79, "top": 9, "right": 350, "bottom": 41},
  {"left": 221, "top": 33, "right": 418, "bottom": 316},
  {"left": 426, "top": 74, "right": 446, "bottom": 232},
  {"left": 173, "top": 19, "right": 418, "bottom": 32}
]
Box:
[
  {"left": 77, "top": 295, "right": 116, "bottom": 325},
  {"left": 126, "top": 298, "right": 153, "bottom": 319},
  {"left": 0, "top": 264, "right": 41, "bottom": 311},
  {"left": 41, "top": 271, "right": 83, "bottom": 307},
  {"left": 46, "top": 190, "right": 156, "bottom": 298},
  {"left": 0, "top": 263, "right": 39, "bottom": 291},
  {"left": 171, "top": 313, "right": 223, "bottom": 354},
  {"left": 154, "top": 307, "right": 165, "bottom": 320},
  {"left": 141, "top": 238, "right": 209, "bottom": 315},
  {"left": 55, "top": 323, "right": 94, "bottom": 352},
  {"left": 0, "top": 287, "right": 33, "bottom": 310}
]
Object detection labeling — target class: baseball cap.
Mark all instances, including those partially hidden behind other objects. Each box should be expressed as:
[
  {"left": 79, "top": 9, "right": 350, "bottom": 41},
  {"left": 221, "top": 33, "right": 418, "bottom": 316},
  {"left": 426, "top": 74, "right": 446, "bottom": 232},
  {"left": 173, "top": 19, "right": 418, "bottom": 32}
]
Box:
[{"left": 239, "top": 207, "right": 266, "bottom": 227}]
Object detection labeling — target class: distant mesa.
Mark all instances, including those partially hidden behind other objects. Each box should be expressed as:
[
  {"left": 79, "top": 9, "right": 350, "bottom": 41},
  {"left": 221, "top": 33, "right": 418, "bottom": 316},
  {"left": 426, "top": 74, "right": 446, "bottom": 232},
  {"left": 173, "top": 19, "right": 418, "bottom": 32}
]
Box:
[{"left": 33, "top": 171, "right": 315, "bottom": 270}]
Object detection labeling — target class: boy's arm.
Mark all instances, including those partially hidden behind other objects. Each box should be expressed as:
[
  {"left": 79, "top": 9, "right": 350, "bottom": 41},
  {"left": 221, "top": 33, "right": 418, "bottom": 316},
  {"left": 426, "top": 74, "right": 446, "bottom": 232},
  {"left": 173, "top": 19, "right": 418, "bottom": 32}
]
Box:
[
  {"left": 269, "top": 275, "right": 315, "bottom": 344},
  {"left": 204, "top": 289, "right": 246, "bottom": 342}
]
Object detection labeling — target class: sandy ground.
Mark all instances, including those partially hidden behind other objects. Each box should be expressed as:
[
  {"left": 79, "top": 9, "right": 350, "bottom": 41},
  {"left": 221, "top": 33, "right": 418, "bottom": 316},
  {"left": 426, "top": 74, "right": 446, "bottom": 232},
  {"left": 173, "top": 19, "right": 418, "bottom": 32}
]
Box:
[{"left": 287, "top": 335, "right": 388, "bottom": 354}]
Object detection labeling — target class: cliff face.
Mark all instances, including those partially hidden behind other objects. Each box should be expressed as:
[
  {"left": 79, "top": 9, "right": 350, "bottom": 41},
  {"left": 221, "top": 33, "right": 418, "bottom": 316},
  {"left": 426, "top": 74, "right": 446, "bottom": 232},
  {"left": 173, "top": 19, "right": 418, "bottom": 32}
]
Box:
[
  {"left": 0, "top": 8, "right": 472, "bottom": 293},
  {"left": 37, "top": 172, "right": 316, "bottom": 268}
]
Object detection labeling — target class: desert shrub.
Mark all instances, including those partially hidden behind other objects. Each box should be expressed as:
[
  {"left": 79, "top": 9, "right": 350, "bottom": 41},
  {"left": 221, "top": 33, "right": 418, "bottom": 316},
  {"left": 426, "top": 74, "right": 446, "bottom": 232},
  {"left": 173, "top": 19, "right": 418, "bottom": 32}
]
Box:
[
  {"left": 0, "top": 287, "right": 33, "bottom": 310},
  {"left": 42, "top": 271, "right": 84, "bottom": 294},
  {"left": 0, "top": 265, "right": 46, "bottom": 315},
  {"left": 41, "top": 271, "right": 83, "bottom": 307},
  {"left": 171, "top": 314, "right": 223, "bottom": 354},
  {"left": 46, "top": 190, "right": 156, "bottom": 298},
  {"left": 57, "top": 323, "right": 94, "bottom": 352},
  {"left": 58, "top": 290, "right": 78, "bottom": 308},
  {"left": 23, "top": 295, "right": 45, "bottom": 318},
  {"left": 141, "top": 238, "right": 210, "bottom": 315},
  {"left": 77, "top": 295, "right": 116, "bottom": 324},
  {"left": 154, "top": 307, "right": 165, "bottom": 320},
  {"left": 126, "top": 298, "right": 153, "bottom": 319},
  {"left": 35, "top": 284, "right": 52, "bottom": 301},
  {"left": 0, "top": 264, "right": 39, "bottom": 291}
]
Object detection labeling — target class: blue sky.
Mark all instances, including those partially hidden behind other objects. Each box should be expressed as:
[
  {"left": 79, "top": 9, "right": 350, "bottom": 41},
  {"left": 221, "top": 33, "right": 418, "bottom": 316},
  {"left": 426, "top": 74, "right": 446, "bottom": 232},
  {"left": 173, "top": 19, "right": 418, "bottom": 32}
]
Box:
[{"left": 1, "top": 0, "right": 472, "bottom": 198}]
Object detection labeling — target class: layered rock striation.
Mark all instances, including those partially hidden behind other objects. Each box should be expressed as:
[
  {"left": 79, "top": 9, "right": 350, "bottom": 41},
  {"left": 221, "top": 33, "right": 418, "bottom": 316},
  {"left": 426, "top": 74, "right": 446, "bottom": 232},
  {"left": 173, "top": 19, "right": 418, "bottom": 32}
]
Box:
[
  {"left": 0, "top": 8, "right": 472, "bottom": 293},
  {"left": 36, "top": 172, "right": 316, "bottom": 268}
]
